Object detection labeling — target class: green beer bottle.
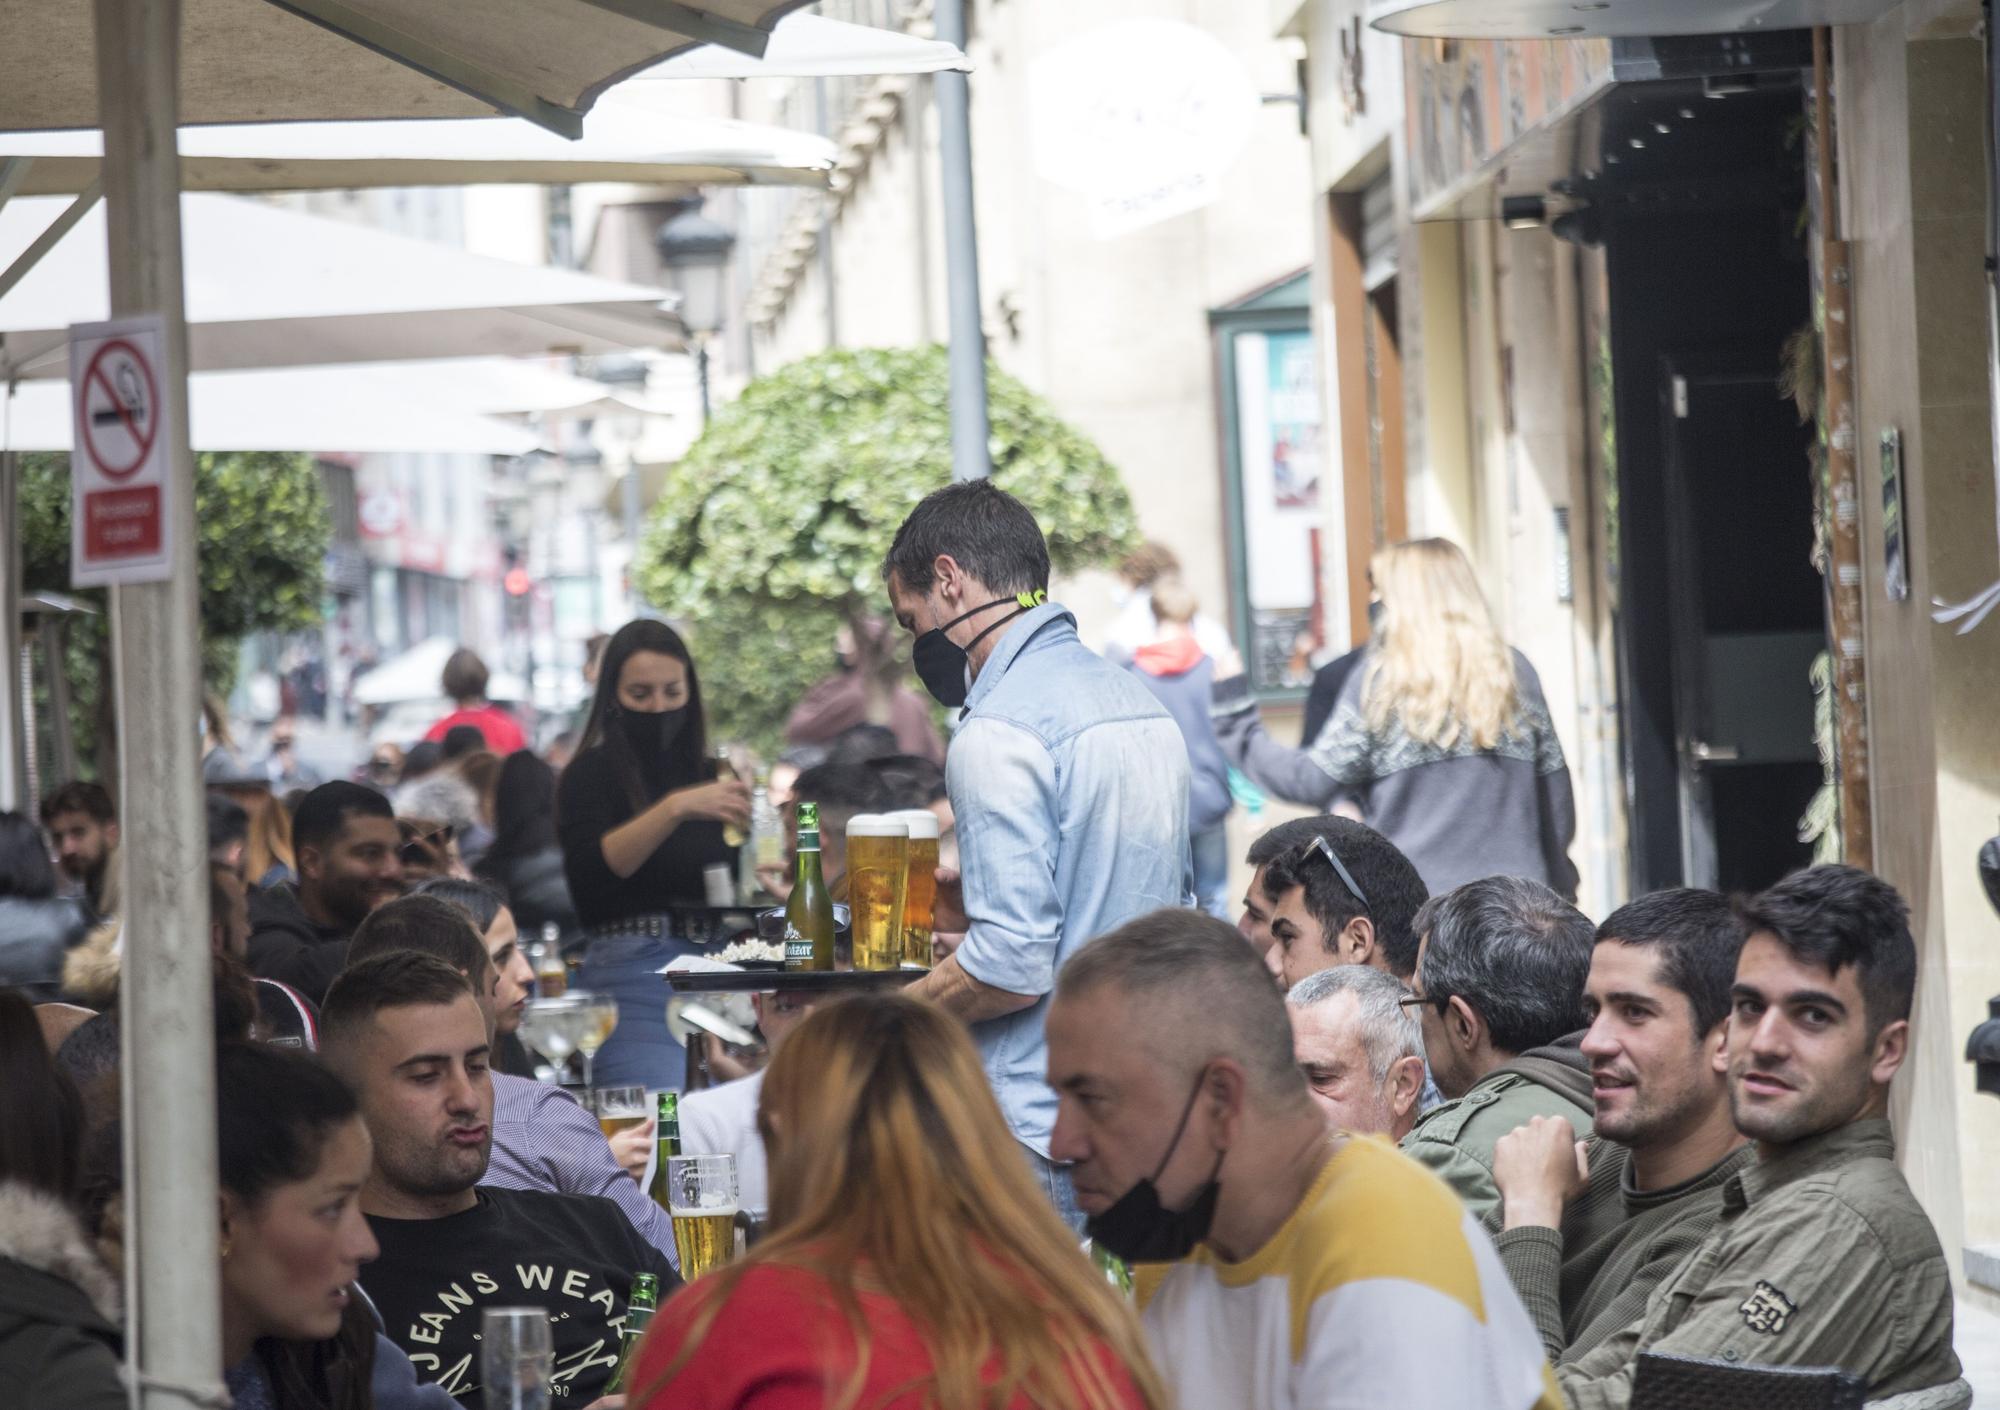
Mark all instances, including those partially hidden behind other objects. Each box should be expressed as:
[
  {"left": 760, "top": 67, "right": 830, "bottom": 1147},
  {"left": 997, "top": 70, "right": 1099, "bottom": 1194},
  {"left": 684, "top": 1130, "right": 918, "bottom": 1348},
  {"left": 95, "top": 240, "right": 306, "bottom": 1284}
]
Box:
[
  {"left": 604, "top": 1271, "right": 659, "bottom": 1394},
  {"left": 784, "top": 801, "right": 837, "bottom": 972},
  {"left": 645, "top": 1092, "right": 680, "bottom": 1211}
]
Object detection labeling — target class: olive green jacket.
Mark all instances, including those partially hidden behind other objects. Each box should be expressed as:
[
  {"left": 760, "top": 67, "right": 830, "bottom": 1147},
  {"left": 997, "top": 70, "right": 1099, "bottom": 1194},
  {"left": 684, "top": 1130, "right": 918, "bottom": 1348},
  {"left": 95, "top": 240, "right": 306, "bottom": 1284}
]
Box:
[
  {"left": 1399, "top": 1035, "right": 1596, "bottom": 1233},
  {"left": 1556, "top": 1119, "right": 1962, "bottom": 1409}
]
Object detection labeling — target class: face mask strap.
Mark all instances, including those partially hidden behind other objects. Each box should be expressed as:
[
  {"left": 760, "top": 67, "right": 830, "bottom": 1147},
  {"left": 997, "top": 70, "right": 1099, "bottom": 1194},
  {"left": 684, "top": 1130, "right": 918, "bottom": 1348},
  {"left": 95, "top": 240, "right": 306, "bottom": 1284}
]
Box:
[{"left": 1151, "top": 1068, "right": 1211, "bottom": 1184}]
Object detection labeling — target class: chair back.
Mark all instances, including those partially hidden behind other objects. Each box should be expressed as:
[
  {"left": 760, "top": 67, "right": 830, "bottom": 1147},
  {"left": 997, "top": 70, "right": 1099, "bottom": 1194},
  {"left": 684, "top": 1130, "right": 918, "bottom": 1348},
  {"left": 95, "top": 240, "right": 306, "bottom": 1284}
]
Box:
[{"left": 1632, "top": 1353, "right": 1866, "bottom": 1410}]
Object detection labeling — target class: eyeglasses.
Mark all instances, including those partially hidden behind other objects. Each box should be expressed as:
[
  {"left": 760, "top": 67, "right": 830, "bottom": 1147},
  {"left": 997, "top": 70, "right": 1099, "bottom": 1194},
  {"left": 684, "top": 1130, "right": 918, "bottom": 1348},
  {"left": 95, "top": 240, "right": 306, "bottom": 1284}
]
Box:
[
  {"left": 1398, "top": 991, "right": 1450, "bottom": 1015},
  {"left": 1304, "top": 835, "right": 1370, "bottom": 912}
]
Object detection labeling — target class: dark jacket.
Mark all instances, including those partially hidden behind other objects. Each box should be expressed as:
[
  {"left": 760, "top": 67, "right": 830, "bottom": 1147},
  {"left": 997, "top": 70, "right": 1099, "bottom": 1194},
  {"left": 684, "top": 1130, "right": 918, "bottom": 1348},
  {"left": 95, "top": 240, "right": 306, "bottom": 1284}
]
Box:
[
  {"left": 1126, "top": 638, "right": 1232, "bottom": 834},
  {"left": 245, "top": 883, "right": 353, "bottom": 1007},
  {"left": 0, "top": 897, "right": 95, "bottom": 1004},
  {"left": 478, "top": 844, "right": 580, "bottom": 941},
  {"left": 0, "top": 1182, "right": 125, "bottom": 1410},
  {"left": 1401, "top": 1032, "right": 1595, "bottom": 1232}
]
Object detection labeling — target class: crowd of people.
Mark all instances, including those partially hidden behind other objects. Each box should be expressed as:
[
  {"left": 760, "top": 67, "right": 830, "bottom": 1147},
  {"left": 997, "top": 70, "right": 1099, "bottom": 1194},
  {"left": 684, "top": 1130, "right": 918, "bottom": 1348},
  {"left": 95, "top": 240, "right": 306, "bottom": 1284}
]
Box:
[{"left": 0, "top": 480, "right": 1970, "bottom": 1410}]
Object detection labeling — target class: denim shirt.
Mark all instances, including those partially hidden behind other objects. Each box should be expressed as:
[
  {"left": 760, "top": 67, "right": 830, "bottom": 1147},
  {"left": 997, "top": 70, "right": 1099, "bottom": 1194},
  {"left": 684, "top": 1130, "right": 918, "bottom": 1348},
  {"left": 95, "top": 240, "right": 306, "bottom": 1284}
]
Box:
[{"left": 949, "top": 603, "right": 1191, "bottom": 1157}]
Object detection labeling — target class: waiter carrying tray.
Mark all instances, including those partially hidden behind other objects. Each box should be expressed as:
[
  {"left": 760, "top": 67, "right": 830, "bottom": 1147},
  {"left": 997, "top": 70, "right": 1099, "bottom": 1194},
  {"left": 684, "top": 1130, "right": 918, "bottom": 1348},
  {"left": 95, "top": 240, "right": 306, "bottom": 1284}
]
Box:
[{"left": 884, "top": 481, "right": 1192, "bottom": 1225}]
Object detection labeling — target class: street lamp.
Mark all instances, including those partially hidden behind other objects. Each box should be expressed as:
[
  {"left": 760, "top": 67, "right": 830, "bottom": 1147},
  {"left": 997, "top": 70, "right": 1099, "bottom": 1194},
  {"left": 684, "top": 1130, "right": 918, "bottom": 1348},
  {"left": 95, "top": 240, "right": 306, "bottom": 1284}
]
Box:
[{"left": 655, "top": 200, "right": 737, "bottom": 426}]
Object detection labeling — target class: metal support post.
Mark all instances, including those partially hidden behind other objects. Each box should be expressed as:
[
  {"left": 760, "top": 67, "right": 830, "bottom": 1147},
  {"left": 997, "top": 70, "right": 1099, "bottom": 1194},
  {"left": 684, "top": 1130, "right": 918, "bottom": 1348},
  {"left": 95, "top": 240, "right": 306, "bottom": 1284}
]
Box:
[
  {"left": 0, "top": 450, "right": 22, "bottom": 811},
  {"left": 91, "top": 4, "right": 224, "bottom": 1409},
  {"left": 932, "top": 0, "right": 990, "bottom": 482}
]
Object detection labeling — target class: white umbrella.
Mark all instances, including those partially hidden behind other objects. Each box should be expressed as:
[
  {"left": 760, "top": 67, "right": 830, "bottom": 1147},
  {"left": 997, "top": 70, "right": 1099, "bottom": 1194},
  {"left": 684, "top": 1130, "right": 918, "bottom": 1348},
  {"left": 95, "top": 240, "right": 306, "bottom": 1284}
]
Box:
[
  {"left": 630, "top": 11, "right": 972, "bottom": 80},
  {"left": 0, "top": 102, "right": 838, "bottom": 196},
  {"left": 0, "top": 191, "right": 680, "bottom": 381},
  {"left": 0, "top": 366, "right": 546, "bottom": 455}
]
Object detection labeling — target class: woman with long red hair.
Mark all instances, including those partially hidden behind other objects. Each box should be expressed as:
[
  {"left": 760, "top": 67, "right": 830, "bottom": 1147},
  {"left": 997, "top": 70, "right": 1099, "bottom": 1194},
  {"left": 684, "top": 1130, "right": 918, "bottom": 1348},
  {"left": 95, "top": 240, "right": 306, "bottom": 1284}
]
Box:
[{"left": 631, "top": 993, "right": 1165, "bottom": 1410}]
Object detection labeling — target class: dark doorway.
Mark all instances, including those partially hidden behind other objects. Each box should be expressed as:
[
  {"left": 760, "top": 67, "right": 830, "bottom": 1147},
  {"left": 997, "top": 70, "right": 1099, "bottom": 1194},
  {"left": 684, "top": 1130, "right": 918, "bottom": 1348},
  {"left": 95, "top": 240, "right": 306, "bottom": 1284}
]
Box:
[{"left": 1596, "top": 72, "right": 1820, "bottom": 896}]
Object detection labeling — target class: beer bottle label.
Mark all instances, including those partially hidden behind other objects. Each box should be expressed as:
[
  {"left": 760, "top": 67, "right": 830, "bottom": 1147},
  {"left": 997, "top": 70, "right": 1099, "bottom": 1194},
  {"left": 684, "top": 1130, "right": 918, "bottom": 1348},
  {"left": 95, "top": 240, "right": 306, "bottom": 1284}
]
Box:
[{"left": 783, "top": 922, "right": 814, "bottom": 967}]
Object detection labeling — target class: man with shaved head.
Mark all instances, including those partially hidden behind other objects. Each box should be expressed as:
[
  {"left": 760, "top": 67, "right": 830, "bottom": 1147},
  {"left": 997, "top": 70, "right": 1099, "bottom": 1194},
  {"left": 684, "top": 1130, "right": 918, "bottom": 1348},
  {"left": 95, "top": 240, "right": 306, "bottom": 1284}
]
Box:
[{"left": 1046, "top": 908, "right": 1557, "bottom": 1410}]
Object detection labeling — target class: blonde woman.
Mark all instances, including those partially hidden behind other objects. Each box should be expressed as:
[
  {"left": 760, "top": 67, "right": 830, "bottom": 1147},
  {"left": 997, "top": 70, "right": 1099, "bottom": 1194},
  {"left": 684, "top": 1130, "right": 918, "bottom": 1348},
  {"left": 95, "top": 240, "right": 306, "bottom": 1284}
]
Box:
[
  {"left": 630, "top": 994, "right": 1166, "bottom": 1410},
  {"left": 1214, "top": 538, "right": 1577, "bottom": 897}
]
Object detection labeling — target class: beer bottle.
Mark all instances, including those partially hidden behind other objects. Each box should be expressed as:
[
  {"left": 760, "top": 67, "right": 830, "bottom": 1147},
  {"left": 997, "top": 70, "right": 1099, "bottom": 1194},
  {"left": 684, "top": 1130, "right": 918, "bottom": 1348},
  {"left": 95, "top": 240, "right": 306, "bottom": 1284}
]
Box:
[
  {"left": 604, "top": 1271, "right": 660, "bottom": 1395},
  {"left": 645, "top": 1092, "right": 680, "bottom": 1211},
  {"left": 783, "top": 801, "right": 837, "bottom": 972}
]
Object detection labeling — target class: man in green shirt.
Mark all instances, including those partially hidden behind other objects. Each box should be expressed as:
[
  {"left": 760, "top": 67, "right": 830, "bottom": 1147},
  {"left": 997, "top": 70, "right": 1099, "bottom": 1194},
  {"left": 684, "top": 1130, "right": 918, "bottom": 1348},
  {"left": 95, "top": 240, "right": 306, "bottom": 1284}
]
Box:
[
  {"left": 1554, "top": 865, "right": 1962, "bottom": 1408},
  {"left": 1399, "top": 876, "right": 1596, "bottom": 1230},
  {"left": 1490, "top": 888, "right": 1754, "bottom": 1362}
]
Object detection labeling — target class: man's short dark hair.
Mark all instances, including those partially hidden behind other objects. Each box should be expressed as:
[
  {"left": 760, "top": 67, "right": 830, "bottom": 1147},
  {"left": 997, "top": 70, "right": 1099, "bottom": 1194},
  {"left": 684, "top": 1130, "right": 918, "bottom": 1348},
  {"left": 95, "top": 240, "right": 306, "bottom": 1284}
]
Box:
[
  {"left": 292, "top": 780, "right": 394, "bottom": 858},
  {"left": 824, "top": 724, "right": 901, "bottom": 768},
  {"left": 882, "top": 481, "right": 1050, "bottom": 597},
  {"left": 440, "top": 724, "right": 486, "bottom": 760},
  {"left": 1596, "top": 889, "right": 1748, "bottom": 1036},
  {"left": 1416, "top": 876, "right": 1594, "bottom": 1055},
  {"left": 346, "top": 894, "right": 491, "bottom": 978},
  {"left": 320, "top": 950, "right": 479, "bottom": 1059},
  {"left": 1260, "top": 819, "right": 1430, "bottom": 979},
  {"left": 792, "top": 760, "right": 893, "bottom": 816},
  {"left": 40, "top": 781, "right": 115, "bottom": 827},
  {"left": 1737, "top": 864, "right": 1917, "bottom": 1034},
  {"left": 206, "top": 791, "right": 250, "bottom": 854},
  {"left": 441, "top": 648, "right": 489, "bottom": 703},
  {"left": 1246, "top": 816, "right": 1344, "bottom": 870},
  {"left": 869, "top": 754, "right": 947, "bottom": 808}
]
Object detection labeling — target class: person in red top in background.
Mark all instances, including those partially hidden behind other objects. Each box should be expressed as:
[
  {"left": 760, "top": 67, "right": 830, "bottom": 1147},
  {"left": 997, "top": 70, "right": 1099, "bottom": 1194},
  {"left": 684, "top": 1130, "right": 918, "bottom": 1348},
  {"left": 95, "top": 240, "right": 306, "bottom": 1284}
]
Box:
[
  {"left": 630, "top": 994, "right": 1165, "bottom": 1410},
  {"left": 424, "top": 648, "right": 527, "bottom": 756}
]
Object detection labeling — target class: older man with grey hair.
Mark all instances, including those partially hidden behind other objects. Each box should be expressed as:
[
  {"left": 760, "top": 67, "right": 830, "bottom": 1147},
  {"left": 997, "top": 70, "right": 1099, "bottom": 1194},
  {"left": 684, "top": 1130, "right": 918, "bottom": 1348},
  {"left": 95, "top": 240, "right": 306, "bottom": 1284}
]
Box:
[
  {"left": 1287, "top": 965, "right": 1429, "bottom": 1140},
  {"left": 1399, "top": 875, "right": 1596, "bottom": 1231}
]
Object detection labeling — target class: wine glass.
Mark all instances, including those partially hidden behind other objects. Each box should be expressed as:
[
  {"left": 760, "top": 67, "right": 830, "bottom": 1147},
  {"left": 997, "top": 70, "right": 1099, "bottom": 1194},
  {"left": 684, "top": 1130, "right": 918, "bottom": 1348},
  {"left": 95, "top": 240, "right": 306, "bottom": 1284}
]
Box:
[
  {"left": 480, "top": 1306, "right": 552, "bottom": 1410},
  {"left": 571, "top": 990, "right": 619, "bottom": 1093},
  {"left": 517, "top": 996, "right": 582, "bottom": 1080}
]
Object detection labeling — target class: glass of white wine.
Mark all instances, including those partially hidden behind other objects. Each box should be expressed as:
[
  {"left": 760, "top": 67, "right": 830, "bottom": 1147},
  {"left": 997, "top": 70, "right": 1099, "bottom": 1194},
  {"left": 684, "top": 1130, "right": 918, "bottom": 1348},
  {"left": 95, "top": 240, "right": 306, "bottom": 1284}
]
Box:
[{"left": 571, "top": 990, "right": 620, "bottom": 1093}]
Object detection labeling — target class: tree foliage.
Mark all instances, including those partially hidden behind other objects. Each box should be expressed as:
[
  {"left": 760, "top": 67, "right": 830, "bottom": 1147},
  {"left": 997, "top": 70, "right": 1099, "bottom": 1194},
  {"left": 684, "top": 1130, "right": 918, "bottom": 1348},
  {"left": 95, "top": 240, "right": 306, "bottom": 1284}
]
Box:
[
  {"left": 637, "top": 345, "right": 1139, "bottom": 750},
  {"left": 17, "top": 451, "right": 331, "bottom": 773}
]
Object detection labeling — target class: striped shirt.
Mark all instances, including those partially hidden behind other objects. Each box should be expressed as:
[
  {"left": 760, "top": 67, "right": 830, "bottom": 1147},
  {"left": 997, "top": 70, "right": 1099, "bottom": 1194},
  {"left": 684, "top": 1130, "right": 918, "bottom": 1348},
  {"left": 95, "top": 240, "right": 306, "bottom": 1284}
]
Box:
[
  {"left": 480, "top": 1072, "right": 678, "bottom": 1268},
  {"left": 1142, "top": 1135, "right": 1559, "bottom": 1410}
]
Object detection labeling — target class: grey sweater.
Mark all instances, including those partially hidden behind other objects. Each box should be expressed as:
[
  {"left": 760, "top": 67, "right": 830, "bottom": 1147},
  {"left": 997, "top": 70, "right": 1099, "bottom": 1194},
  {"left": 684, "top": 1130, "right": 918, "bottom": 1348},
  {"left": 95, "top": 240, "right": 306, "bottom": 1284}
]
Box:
[
  {"left": 1495, "top": 1139, "right": 1754, "bottom": 1364},
  {"left": 1211, "top": 647, "right": 1578, "bottom": 898}
]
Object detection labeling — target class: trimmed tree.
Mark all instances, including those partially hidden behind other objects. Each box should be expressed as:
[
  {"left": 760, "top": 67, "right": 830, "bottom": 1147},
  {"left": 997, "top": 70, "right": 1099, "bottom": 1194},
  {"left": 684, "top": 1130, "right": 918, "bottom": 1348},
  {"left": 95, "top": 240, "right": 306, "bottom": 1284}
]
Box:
[
  {"left": 18, "top": 450, "right": 331, "bottom": 776},
  {"left": 636, "top": 345, "right": 1139, "bottom": 751}
]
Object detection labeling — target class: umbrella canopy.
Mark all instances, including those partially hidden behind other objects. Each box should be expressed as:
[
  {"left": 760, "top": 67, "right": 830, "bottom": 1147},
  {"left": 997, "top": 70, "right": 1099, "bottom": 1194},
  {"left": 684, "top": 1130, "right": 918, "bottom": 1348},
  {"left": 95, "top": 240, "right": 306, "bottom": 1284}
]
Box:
[
  {"left": 0, "top": 365, "right": 546, "bottom": 455},
  {"left": 0, "top": 0, "right": 821, "bottom": 136},
  {"left": 0, "top": 191, "right": 680, "bottom": 381},
  {"left": 632, "top": 10, "right": 971, "bottom": 80},
  {"left": 0, "top": 102, "right": 838, "bottom": 195}
]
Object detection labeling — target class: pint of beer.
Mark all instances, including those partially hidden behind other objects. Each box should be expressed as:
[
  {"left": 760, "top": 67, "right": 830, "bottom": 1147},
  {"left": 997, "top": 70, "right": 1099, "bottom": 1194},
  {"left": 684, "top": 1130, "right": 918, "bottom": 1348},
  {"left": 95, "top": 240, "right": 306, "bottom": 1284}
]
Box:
[
  {"left": 889, "top": 809, "right": 940, "bottom": 969},
  {"left": 845, "top": 815, "right": 909, "bottom": 972},
  {"left": 667, "top": 1154, "right": 738, "bottom": 1280}
]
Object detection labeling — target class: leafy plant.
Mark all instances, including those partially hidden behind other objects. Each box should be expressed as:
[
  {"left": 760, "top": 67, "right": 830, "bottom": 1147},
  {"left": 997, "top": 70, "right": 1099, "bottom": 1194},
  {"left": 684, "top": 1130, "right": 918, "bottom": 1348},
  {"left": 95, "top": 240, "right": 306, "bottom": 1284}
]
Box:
[
  {"left": 636, "top": 345, "right": 1140, "bottom": 751},
  {"left": 17, "top": 450, "right": 331, "bottom": 775}
]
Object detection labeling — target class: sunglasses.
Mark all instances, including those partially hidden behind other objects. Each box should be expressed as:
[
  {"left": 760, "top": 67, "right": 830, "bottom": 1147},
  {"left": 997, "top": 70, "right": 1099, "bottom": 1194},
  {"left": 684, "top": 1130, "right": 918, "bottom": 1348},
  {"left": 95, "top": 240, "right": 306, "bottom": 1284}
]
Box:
[
  {"left": 398, "top": 824, "right": 455, "bottom": 867},
  {"left": 1304, "top": 834, "right": 1370, "bottom": 912}
]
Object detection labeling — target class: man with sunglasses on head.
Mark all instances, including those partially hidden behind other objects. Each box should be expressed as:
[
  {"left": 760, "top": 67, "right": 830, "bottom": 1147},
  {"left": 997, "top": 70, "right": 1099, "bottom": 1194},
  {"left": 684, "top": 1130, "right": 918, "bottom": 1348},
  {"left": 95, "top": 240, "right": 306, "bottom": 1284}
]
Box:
[
  {"left": 1399, "top": 876, "right": 1596, "bottom": 1232},
  {"left": 247, "top": 780, "right": 407, "bottom": 1004},
  {"left": 1256, "top": 817, "right": 1429, "bottom": 991}
]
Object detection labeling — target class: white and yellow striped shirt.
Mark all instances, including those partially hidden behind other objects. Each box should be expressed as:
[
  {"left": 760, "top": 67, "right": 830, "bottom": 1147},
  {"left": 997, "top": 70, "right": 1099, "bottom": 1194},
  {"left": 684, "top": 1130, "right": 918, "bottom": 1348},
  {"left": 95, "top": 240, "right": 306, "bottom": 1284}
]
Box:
[{"left": 1141, "top": 1135, "right": 1562, "bottom": 1410}]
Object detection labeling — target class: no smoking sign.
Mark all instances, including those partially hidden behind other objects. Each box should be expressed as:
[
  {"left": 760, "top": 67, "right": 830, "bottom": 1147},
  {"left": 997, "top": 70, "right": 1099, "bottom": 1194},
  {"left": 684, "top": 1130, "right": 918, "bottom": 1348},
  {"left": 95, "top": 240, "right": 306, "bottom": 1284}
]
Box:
[{"left": 69, "top": 314, "right": 175, "bottom": 586}]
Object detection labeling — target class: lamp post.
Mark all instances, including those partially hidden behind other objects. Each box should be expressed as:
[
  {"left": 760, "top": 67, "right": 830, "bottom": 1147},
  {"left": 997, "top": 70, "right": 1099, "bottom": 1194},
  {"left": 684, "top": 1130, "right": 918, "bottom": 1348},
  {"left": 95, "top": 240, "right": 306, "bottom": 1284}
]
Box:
[{"left": 655, "top": 201, "right": 737, "bottom": 427}]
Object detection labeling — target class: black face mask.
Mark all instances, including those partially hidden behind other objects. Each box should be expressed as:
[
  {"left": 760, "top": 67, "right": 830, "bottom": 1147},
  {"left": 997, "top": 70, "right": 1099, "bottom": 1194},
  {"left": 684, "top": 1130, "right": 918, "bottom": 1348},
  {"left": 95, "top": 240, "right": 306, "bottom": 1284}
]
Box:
[
  {"left": 1084, "top": 1070, "right": 1225, "bottom": 1265},
  {"left": 614, "top": 705, "right": 687, "bottom": 757},
  {"left": 911, "top": 591, "right": 1045, "bottom": 708}
]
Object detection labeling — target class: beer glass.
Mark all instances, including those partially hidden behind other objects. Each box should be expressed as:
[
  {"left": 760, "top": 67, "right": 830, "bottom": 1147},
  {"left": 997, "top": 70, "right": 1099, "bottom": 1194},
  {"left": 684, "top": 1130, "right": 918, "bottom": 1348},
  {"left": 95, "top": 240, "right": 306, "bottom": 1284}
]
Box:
[
  {"left": 593, "top": 1086, "right": 649, "bottom": 1142},
  {"left": 844, "top": 814, "right": 908, "bottom": 972},
  {"left": 889, "top": 809, "right": 940, "bottom": 969},
  {"left": 480, "top": 1307, "right": 552, "bottom": 1410},
  {"left": 668, "top": 1153, "right": 739, "bottom": 1280}
]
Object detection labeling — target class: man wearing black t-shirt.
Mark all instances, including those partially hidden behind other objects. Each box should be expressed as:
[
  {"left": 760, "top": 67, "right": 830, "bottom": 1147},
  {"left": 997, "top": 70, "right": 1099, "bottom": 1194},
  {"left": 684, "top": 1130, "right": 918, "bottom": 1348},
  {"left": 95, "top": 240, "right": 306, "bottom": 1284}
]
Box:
[{"left": 322, "top": 952, "right": 677, "bottom": 1407}]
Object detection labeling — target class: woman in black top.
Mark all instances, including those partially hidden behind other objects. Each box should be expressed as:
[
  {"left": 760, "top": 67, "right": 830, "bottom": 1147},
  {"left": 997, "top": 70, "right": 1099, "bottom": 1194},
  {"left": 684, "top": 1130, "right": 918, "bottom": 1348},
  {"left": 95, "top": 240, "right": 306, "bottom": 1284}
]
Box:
[{"left": 556, "top": 619, "right": 750, "bottom": 929}]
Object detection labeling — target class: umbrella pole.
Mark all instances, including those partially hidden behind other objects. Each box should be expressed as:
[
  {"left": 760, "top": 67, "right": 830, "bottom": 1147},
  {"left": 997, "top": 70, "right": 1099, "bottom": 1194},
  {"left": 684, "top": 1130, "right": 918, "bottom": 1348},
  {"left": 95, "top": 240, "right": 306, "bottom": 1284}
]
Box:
[
  {"left": 91, "top": 4, "right": 224, "bottom": 1410},
  {"left": 934, "top": 0, "right": 991, "bottom": 482},
  {"left": 0, "top": 449, "right": 21, "bottom": 811}
]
